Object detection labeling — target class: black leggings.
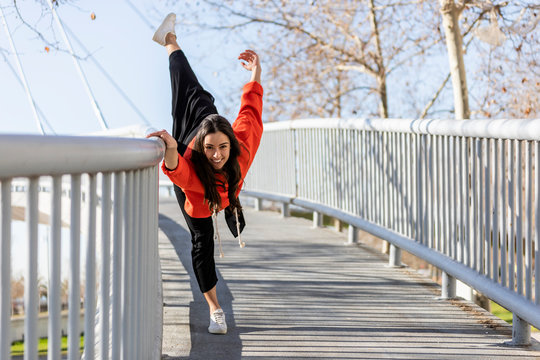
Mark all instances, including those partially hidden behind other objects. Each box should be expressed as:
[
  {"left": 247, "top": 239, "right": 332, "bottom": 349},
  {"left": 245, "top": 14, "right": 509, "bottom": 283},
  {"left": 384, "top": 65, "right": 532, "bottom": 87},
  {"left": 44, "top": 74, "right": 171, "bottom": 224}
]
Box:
[{"left": 169, "top": 50, "right": 218, "bottom": 293}]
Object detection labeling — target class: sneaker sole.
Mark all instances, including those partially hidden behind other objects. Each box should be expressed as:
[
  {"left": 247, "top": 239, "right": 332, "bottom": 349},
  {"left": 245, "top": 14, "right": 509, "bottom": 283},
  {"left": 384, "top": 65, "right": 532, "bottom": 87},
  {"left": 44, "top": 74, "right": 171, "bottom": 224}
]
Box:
[{"left": 208, "top": 328, "right": 227, "bottom": 335}]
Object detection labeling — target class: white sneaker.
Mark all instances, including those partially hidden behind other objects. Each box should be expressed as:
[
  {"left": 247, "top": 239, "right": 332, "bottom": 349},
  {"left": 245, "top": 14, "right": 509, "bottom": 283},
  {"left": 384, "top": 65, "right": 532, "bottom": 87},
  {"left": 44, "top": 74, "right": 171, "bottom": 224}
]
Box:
[
  {"left": 208, "top": 309, "right": 227, "bottom": 334},
  {"left": 152, "top": 13, "right": 176, "bottom": 46}
]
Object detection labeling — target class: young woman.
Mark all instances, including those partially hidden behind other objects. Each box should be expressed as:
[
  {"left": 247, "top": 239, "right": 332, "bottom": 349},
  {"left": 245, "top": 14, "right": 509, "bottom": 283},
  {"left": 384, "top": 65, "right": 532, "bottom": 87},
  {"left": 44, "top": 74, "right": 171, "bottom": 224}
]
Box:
[{"left": 147, "top": 13, "right": 263, "bottom": 335}]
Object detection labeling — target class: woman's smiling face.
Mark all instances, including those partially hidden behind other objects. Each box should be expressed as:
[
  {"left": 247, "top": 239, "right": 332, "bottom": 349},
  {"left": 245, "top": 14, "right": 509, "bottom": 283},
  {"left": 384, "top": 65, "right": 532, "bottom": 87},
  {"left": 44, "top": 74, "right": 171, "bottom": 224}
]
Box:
[{"left": 203, "top": 131, "right": 230, "bottom": 170}]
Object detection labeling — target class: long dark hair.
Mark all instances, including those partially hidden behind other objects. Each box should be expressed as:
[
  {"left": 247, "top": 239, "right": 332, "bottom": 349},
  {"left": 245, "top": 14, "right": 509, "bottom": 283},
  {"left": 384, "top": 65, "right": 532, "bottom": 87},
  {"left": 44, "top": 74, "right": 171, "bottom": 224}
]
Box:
[{"left": 191, "top": 114, "right": 243, "bottom": 213}]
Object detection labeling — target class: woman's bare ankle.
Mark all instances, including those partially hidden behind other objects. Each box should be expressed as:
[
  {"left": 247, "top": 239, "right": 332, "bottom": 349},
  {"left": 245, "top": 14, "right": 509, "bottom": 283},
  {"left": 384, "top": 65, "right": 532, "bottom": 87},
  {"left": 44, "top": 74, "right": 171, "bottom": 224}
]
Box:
[
  {"left": 165, "top": 34, "right": 181, "bottom": 56},
  {"left": 165, "top": 33, "right": 178, "bottom": 46},
  {"left": 209, "top": 306, "right": 221, "bottom": 315}
]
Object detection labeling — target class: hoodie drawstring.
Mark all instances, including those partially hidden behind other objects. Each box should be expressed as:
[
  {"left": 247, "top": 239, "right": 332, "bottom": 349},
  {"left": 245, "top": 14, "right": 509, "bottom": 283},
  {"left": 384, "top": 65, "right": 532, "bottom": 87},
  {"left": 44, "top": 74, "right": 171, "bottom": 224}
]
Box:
[
  {"left": 212, "top": 207, "right": 245, "bottom": 257},
  {"left": 235, "top": 208, "right": 245, "bottom": 248},
  {"left": 212, "top": 209, "right": 224, "bottom": 258}
]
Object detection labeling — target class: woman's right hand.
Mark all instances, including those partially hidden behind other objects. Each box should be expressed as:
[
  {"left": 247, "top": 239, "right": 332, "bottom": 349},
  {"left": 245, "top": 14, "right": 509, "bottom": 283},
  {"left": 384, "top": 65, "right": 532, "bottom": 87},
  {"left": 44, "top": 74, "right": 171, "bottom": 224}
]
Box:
[
  {"left": 147, "top": 130, "right": 179, "bottom": 170},
  {"left": 147, "top": 129, "right": 178, "bottom": 150},
  {"left": 238, "top": 49, "right": 261, "bottom": 84}
]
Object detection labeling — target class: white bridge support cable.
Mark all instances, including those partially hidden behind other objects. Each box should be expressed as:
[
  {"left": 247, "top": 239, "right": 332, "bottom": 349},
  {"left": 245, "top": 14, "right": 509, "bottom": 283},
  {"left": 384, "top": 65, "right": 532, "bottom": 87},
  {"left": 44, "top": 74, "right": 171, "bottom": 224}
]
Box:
[
  {"left": 123, "top": 0, "right": 223, "bottom": 109},
  {"left": 0, "top": 6, "right": 46, "bottom": 135},
  {"left": 48, "top": 1, "right": 109, "bottom": 131},
  {"left": 0, "top": 53, "right": 56, "bottom": 134},
  {"left": 63, "top": 24, "right": 152, "bottom": 127}
]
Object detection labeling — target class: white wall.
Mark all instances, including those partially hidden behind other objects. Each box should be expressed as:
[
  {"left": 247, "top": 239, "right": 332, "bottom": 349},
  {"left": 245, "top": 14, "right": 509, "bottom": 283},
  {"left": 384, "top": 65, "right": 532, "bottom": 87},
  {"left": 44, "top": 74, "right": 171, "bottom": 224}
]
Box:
[{"left": 10, "top": 311, "right": 85, "bottom": 344}]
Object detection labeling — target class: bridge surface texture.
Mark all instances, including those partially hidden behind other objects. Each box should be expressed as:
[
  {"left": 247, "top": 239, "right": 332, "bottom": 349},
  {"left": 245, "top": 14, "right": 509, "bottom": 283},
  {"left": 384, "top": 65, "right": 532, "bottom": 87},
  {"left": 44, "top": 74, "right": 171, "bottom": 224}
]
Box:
[{"left": 157, "top": 197, "right": 540, "bottom": 360}]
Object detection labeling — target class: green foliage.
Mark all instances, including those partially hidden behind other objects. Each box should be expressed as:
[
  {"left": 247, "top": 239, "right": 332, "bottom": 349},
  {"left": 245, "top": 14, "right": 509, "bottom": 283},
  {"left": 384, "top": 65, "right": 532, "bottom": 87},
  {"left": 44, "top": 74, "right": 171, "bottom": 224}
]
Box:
[
  {"left": 11, "top": 335, "right": 84, "bottom": 356},
  {"left": 290, "top": 209, "right": 349, "bottom": 229},
  {"left": 490, "top": 301, "right": 538, "bottom": 332},
  {"left": 490, "top": 301, "right": 513, "bottom": 323}
]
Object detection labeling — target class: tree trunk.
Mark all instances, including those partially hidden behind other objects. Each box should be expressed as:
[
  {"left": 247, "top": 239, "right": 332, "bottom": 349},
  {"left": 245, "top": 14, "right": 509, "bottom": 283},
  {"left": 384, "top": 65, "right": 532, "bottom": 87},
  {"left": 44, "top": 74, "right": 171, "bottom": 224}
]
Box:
[
  {"left": 368, "top": 0, "right": 389, "bottom": 119},
  {"left": 376, "top": 76, "right": 389, "bottom": 118},
  {"left": 440, "top": 0, "right": 470, "bottom": 120},
  {"left": 337, "top": 71, "right": 342, "bottom": 118}
]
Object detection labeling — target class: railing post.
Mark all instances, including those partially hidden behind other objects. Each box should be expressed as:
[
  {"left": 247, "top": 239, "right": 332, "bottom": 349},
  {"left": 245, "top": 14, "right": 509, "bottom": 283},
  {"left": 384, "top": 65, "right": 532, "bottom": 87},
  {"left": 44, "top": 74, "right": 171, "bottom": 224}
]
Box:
[
  {"left": 510, "top": 314, "right": 531, "bottom": 346},
  {"left": 1, "top": 180, "right": 12, "bottom": 360},
  {"left": 83, "top": 174, "right": 97, "bottom": 360},
  {"left": 69, "top": 174, "right": 82, "bottom": 360},
  {"left": 26, "top": 177, "right": 39, "bottom": 360},
  {"left": 254, "top": 197, "right": 263, "bottom": 211},
  {"left": 281, "top": 202, "right": 290, "bottom": 218},
  {"left": 312, "top": 211, "right": 322, "bottom": 228},
  {"left": 122, "top": 171, "right": 134, "bottom": 357},
  {"left": 388, "top": 244, "right": 402, "bottom": 267},
  {"left": 99, "top": 173, "right": 112, "bottom": 359},
  {"left": 111, "top": 171, "right": 124, "bottom": 359},
  {"left": 347, "top": 225, "right": 357, "bottom": 245},
  {"left": 440, "top": 272, "right": 456, "bottom": 299},
  {"left": 334, "top": 218, "right": 342, "bottom": 232}
]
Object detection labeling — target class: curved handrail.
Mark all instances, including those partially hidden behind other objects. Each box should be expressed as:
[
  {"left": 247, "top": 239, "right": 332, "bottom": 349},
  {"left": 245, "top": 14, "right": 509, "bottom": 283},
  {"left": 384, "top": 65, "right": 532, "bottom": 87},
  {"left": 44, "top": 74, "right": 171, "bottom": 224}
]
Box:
[
  {"left": 0, "top": 130, "right": 165, "bottom": 359},
  {"left": 244, "top": 117, "right": 540, "bottom": 344}
]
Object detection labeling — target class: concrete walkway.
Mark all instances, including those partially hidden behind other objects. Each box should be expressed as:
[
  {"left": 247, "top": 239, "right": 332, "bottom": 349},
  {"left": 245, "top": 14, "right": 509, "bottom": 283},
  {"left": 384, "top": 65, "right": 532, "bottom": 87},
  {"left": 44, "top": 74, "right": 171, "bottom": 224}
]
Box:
[{"left": 157, "top": 197, "right": 540, "bottom": 360}]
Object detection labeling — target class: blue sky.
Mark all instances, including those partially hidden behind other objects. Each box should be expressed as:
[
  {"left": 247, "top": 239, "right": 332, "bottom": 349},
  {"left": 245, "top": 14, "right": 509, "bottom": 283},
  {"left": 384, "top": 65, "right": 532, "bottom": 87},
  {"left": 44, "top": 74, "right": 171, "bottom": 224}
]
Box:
[
  {"left": 0, "top": 0, "right": 250, "bottom": 135},
  {"left": 2, "top": 0, "right": 260, "bottom": 281}
]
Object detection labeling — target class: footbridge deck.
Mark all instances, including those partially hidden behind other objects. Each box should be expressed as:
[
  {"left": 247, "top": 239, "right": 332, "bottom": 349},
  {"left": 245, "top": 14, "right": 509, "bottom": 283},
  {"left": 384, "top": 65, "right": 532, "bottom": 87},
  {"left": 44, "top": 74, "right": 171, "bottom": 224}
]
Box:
[{"left": 158, "top": 198, "right": 540, "bottom": 360}]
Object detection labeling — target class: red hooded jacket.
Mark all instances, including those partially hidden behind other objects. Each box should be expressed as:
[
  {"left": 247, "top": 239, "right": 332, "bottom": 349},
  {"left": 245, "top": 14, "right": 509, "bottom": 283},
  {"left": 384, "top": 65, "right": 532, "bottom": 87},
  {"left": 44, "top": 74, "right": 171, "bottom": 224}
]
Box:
[{"left": 162, "top": 81, "right": 263, "bottom": 218}]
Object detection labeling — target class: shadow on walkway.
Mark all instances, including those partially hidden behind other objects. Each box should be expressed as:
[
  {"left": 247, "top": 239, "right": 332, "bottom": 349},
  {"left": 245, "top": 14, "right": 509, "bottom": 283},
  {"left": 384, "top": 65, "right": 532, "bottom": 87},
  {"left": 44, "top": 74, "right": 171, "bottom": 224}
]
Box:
[{"left": 157, "top": 198, "right": 540, "bottom": 360}]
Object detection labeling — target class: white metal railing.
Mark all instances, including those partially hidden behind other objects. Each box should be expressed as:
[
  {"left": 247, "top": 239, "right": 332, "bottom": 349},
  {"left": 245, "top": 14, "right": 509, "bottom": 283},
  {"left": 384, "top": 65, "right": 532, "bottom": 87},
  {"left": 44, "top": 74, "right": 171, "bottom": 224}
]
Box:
[
  {"left": 243, "top": 117, "right": 540, "bottom": 345},
  {"left": 0, "top": 132, "right": 165, "bottom": 359}
]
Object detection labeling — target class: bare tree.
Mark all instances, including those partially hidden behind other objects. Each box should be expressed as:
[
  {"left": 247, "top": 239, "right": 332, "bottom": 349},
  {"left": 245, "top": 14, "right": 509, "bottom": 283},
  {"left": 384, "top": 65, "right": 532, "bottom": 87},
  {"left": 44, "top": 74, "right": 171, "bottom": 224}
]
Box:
[
  {"left": 176, "top": 0, "right": 442, "bottom": 121},
  {"left": 174, "top": 0, "right": 538, "bottom": 121},
  {"left": 467, "top": 1, "right": 540, "bottom": 118},
  {"left": 5, "top": 0, "right": 536, "bottom": 122},
  {"left": 61, "top": 277, "right": 69, "bottom": 310},
  {"left": 38, "top": 275, "right": 48, "bottom": 312},
  {"left": 11, "top": 275, "right": 25, "bottom": 315},
  {"left": 436, "top": 1, "right": 539, "bottom": 119}
]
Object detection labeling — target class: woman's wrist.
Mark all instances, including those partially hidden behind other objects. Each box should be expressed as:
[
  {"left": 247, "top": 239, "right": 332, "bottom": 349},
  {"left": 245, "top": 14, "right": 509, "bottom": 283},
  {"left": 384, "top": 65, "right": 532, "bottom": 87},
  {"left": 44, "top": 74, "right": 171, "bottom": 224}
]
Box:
[
  {"left": 250, "top": 66, "right": 262, "bottom": 84},
  {"left": 164, "top": 163, "right": 177, "bottom": 171},
  {"left": 163, "top": 148, "right": 179, "bottom": 170}
]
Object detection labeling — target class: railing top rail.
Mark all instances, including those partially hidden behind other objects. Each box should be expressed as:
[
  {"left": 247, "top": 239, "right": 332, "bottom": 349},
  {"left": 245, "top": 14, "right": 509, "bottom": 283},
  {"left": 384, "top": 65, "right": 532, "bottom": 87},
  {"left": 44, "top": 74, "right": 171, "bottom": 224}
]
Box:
[
  {"left": 264, "top": 117, "right": 540, "bottom": 141},
  {"left": 0, "top": 134, "right": 165, "bottom": 178}
]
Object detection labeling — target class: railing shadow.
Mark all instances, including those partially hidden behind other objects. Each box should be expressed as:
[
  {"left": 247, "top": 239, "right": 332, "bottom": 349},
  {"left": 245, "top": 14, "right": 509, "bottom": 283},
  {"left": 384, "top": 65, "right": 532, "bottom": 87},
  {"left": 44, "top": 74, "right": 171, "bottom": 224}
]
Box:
[{"left": 158, "top": 213, "right": 243, "bottom": 360}]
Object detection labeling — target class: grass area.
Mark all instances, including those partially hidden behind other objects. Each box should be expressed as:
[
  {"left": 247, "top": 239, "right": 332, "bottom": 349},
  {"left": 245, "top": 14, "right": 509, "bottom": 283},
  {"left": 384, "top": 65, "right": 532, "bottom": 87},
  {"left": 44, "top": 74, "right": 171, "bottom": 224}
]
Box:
[
  {"left": 490, "top": 301, "right": 513, "bottom": 323},
  {"left": 11, "top": 335, "right": 84, "bottom": 356},
  {"left": 490, "top": 301, "right": 538, "bottom": 332},
  {"left": 290, "top": 209, "right": 348, "bottom": 228}
]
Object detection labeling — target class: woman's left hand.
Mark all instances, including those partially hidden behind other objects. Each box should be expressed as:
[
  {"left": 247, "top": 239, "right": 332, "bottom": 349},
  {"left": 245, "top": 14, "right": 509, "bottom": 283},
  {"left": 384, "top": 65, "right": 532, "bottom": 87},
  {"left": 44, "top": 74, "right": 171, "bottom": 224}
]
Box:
[
  {"left": 238, "top": 49, "right": 260, "bottom": 71},
  {"left": 238, "top": 49, "right": 261, "bottom": 84}
]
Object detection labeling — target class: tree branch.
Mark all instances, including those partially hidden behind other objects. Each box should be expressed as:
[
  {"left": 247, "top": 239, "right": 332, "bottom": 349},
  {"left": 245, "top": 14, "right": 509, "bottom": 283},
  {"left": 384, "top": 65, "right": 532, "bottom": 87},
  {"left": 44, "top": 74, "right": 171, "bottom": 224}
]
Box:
[
  {"left": 11, "top": 0, "right": 91, "bottom": 60},
  {"left": 200, "top": 0, "right": 377, "bottom": 75},
  {"left": 419, "top": 72, "right": 451, "bottom": 119}
]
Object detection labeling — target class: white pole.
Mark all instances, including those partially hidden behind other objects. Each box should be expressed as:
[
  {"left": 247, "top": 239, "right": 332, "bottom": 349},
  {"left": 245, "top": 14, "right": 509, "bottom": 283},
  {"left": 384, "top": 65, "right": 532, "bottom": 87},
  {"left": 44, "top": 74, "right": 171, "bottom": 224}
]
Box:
[
  {"left": 48, "top": 176, "right": 62, "bottom": 360},
  {"left": 1, "top": 180, "right": 12, "bottom": 360},
  {"left": 84, "top": 174, "right": 97, "bottom": 360},
  {"left": 0, "top": 7, "right": 46, "bottom": 135},
  {"left": 48, "top": 1, "right": 109, "bottom": 130},
  {"left": 26, "top": 178, "right": 40, "bottom": 360},
  {"left": 100, "top": 173, "right": 112, "bottom": 359},
  {"left": 68, "top": 175, "right": 81, "bottom": 360},
  {"left": 111, "top": 172, "right": 124, "bottom": 359}
]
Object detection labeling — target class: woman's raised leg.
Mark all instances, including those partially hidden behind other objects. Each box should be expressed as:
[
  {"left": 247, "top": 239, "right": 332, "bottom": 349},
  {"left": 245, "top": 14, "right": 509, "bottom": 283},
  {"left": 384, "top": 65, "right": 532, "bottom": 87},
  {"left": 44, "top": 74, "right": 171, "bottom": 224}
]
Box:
[{"left": 168, "top": 39, "right": 218, "bottom": 156}]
